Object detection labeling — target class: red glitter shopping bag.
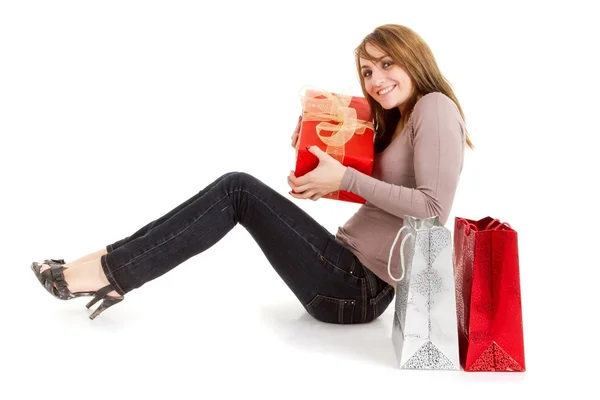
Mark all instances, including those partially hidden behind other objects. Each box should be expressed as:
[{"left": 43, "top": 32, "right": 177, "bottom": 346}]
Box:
[{"left": 453, "top": 217, "right": 526, "bottom": 372}]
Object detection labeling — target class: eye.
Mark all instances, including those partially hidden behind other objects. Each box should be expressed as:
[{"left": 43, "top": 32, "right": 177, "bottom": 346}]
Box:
[
  {"left": 363, "top": 70, "right": 372, "bottom": 78},
  {"left": 382, "top": 61, "right": 393, "bottom": 68}
]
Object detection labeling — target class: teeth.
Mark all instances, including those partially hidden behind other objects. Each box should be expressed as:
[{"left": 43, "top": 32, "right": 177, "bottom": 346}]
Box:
[{"left": 378, "top": 86, "right": 394, "bottom": 95}]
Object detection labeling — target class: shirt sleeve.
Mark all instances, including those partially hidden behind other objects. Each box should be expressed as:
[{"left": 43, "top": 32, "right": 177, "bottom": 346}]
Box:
[{"left": 339, "top": 93, "right": 465, "bottom": 224}]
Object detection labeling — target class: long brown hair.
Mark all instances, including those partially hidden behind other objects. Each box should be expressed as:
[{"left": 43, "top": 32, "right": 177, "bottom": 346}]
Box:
[{"left": 355, "top": 24, "right": 474, "bottom": 153}]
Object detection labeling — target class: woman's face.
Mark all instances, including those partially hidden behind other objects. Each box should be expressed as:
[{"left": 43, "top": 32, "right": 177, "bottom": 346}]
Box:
[{"left": 359, "top": 43, "right": 414, "bottom": 113}]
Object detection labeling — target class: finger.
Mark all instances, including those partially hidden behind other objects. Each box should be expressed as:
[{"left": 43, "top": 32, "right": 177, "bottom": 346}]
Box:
[
  {"left": 291, "top": 190, "right": 309, "bottom": 199},
  {"left": 287, "top": 176, "right": 303, "bottom": 192},
  {"left": 288, "top": 171, "right": 297, "bottom": 184},
  {"left": 292, "top": 172, "right": 312, "bottom": 186},
  {"left": 287, "top": 180, "right": 311, "bottom": 195},
  {"left": 293, "top": 182, "right": 314, "bottom": 193},
  {"left": 289, "top": 191, "right": 306, "bottom": 200},
  {"left": 301, "top": 190, "right": 319, "bottom": 199},
  {"left": 288, "top": 171, "right": 305, "bottom": 186},
  {"left": 288, "top": 173, "right": 311, "bottom": 190},
  {"left": 287, "top": 176, "right": 295, "bottom": 191},
  {"left": 288, "top": 173, "right": 303, "bottom": 188},
  {"left": 307, "top": 145, "right": 329, "bottom": 161}
]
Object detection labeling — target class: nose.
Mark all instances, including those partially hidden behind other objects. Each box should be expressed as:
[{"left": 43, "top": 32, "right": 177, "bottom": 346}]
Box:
[{"left": 371, "top": 69, "right": 385, "bottom": 86}]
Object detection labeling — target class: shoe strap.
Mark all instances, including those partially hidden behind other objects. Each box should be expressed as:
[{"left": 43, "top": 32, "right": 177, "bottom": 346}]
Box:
[{"left": 94, "top": 285, "right": 116, "bottom": 299}]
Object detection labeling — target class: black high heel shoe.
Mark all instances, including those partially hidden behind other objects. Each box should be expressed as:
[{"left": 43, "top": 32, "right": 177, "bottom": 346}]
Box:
[{"left": 31, "top": 259, "right": 124, "bottom": 320}]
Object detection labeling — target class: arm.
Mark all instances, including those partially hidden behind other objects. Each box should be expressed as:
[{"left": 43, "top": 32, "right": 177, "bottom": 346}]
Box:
[{"left": 339, "top": 93, "right": 465, "bottom": 223}]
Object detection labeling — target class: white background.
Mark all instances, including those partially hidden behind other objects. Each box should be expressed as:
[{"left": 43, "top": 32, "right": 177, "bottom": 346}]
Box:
[{"left": 1, "top": 0, "right": 597, "bottom": 398}]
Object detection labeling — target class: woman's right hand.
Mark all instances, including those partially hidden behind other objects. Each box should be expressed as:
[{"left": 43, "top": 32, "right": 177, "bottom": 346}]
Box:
[{"left": 291, "top": 115, "right": 301, "bottom": 149}]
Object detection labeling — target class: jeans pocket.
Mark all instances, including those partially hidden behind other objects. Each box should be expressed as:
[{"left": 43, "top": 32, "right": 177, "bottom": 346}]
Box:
[
  {"left": 305, "top": 295, "right": 356, "bottom": 324},
  {"left": 317, "top": 253, "right": 363, "bottom": 288}
]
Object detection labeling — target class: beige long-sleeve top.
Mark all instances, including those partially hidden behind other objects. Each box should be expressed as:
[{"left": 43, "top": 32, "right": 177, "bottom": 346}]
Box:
[{"left": 335, "top": 92, "right": 467, "bottom": 287}]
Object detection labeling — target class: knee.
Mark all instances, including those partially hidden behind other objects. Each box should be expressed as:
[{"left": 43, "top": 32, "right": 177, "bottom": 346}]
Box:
[{"left": 221, "top": 171, "right": 260, "bottom": 190}]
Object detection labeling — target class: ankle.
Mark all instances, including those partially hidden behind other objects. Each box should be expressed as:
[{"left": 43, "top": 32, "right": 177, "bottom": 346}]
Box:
[
  {"left": 63, "top": 259, "right": 119, "bottom": 297},
  {"left": 70, "top": 249, "right": 108, "bottom": 265}
]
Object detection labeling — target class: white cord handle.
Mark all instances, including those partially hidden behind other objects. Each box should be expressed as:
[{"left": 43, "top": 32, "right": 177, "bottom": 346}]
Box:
[{"left": 387, "top": 226, "right": 413, "bottom": 282}]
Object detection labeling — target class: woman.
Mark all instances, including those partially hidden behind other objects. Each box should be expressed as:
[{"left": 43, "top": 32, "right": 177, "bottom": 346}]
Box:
[{"left": 31, "top": 24, "right": 473, "bottom": 322}]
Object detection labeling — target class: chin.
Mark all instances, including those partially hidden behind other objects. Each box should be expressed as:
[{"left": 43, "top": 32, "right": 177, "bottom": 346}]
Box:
[{"left": 380, "top": 99, "right": 404, "bottom": 110}]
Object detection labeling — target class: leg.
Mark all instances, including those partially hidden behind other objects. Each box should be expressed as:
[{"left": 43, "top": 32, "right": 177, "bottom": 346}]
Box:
[
  {"left": 107, "top": 172, "right": 239, "bottom": 252},
  {"left": 103, "top": 172, "right": 354, "bottom": 298},
  {"left": 34, "top": 172, "right": 394, "bottom": 322},
  {"left": 102, "top": 172, "right": 393, "bottom": 322},
  {"left": 34, "top": 173, "right": 238, "bottom": 299}
]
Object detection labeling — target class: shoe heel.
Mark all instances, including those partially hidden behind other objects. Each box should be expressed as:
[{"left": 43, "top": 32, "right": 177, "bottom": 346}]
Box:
[
  {"left": 89, "top": 297, "right": 123, "bottom": 320},
  {"left": 85, "top": 284, "right": 124, "bottom": 320},
  {"left": 85, "top": 295, "right": 102, "bottom": 309}
]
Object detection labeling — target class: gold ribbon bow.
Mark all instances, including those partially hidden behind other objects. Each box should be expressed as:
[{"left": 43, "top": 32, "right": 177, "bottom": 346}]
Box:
[{"left": 300, "top": 87, "right": 374, "bottom": 164}]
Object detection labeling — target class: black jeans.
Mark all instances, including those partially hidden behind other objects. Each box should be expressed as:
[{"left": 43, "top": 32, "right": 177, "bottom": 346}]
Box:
[{"left": 101, "top": 172, "right": 394, "bottom": 324}]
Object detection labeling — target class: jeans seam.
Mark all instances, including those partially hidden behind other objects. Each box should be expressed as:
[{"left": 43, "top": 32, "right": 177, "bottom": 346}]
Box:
[
  {"left": 106, "top": 187, "right": 348, "bottom": 278},
  {"left": 370, "top": 285, "right": 393, "bottom": 305},
  {"left": 108, "top": 190, "right": 235, "bottom": 275},
  {"left": 361, "top": 278, "right": 367, "bottom": 323},
  {"left": 318, "top": 254, "right": 361, "bottom": 285},
  {"left": 365, "top": 269, "right": 377, "bottom": 318},
  {"left": 366, "top": 269, "right": 377, "bottom": 297}
]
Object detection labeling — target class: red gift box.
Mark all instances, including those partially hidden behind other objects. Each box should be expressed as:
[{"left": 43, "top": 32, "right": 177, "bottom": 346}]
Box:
[
  {"left": 294, "top": 88, "right": 374, "bottom": 204},
  {"left": 453, "top": 217, "right": 526, "bottom": 372}
]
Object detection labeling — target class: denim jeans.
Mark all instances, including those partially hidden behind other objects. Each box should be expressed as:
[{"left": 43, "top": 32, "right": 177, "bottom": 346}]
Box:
[{"left": 101, "top": 172, "right": 394, "bottom": 324}]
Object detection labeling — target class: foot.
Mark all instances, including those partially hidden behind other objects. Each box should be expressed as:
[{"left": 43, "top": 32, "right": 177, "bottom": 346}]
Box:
[{"left": 37, "top": 258, "right": 121, "bottom": 298}]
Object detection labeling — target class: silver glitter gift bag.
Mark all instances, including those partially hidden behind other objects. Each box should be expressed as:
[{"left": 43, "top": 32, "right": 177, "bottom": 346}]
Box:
[{"left": 388, "top": 215, "right": 460, "bottom": 370}]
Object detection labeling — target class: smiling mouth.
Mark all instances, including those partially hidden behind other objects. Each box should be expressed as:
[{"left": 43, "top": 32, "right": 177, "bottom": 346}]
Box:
[{"left": 377, "top": 85, "right": 396, "bottom": 96}]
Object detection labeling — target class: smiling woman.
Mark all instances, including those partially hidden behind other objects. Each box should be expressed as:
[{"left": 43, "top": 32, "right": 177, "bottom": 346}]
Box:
[
  {"left": 354, "top": 24, "right": 474, "bottom": 153},
  {"left": 360, "top": 46, "right": 415, "bottom": 113},
  {"left": 31, "top": 24, "right": 472, "bottom": 327}
]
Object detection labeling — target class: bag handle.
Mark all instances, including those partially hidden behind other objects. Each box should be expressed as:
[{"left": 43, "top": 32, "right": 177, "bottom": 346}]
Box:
[
  {"left": 484, "top": 218, "right": 512, "bottom": 231},
  {"left": 456, "top": 218, "right": 478, "bottom": 236},
  {"left": 457, "top": 218, "right": 511, "bottom": 236},
  {"left": 387, "top": 226, "right": 413, "bottom": 282}
]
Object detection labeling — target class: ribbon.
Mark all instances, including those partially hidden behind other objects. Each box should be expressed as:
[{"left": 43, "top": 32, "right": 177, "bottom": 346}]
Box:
[{"left": 299, "top": 87, "right": 374, "bottom": 199}]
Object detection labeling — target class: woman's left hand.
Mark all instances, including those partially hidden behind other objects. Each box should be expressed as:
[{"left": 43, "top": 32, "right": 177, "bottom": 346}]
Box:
[{"left": 287, "top": 146, "right": 347, "bottom": 201}]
